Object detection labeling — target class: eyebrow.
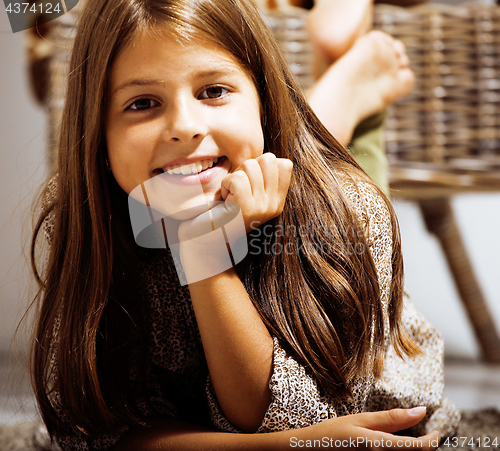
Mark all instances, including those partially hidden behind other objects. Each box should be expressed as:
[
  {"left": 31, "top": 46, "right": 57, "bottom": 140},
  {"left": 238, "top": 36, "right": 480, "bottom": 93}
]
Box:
[
  {"left": 110, "top": 67, "right": 242, "bottom": 98},
  {"left": 111, "top": 78, "right": 165, "bottom": 99},
  {"left": 193, "top": 67, "right": 241, "bottom": 80}
]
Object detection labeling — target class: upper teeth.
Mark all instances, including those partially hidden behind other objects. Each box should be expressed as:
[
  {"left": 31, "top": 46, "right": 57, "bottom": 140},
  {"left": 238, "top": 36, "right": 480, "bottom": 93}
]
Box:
[{"left": 163, "top": 158, "right": 219, "bottom": 175}]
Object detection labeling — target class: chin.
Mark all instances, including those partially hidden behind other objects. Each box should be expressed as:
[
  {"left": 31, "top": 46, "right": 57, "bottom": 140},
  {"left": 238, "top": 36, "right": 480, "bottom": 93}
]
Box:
[{"left": 168, "top": 203, "right": 211, "bottom": 221}]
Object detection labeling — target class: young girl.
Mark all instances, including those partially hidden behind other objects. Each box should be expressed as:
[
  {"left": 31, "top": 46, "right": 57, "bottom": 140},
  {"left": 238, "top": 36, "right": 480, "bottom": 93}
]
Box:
[{"left": 30, "top": 0, "right": 459, "bottom": 449}]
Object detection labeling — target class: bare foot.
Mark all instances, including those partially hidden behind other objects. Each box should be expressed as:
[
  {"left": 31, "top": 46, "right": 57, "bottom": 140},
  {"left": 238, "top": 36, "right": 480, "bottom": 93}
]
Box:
[
  {"left": 306, "top": 30, "right": 414, "bottom": 145},
  {"left": 306, "top": 0, "right": 373, "bottom": 65}
]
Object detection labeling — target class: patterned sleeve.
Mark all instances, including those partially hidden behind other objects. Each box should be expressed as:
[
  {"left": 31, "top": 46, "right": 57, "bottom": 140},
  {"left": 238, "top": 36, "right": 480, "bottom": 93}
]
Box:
[
  {"left": 339, "top": 176, "right": 394, "bottom": 327},
  {"left": 207, "top": 176, "right": 393, "bottom": 433},
  {"left": 206, "top": 337, "right": 336, "bottom": 433}
]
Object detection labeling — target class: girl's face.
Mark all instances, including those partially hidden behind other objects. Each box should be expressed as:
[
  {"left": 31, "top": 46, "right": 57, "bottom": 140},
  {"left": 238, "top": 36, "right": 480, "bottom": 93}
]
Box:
[{"left": 106, "top": 31, "right": 265, "bottom": 214}]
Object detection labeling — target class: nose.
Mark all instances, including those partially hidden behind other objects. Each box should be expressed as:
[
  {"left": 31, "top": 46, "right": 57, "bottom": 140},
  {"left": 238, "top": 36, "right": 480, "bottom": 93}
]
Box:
[{"left": 163, "top": 97, "right": 208, "bottom": 143}]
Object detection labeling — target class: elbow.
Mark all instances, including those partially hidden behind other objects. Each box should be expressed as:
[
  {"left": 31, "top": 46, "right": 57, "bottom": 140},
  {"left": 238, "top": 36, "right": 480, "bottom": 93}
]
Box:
[
  {"left": 229, "top": 411, "right": 266, "bottom": 433},
  {"left": 220, "top": 391, "right": 271, "bottom": 433}
]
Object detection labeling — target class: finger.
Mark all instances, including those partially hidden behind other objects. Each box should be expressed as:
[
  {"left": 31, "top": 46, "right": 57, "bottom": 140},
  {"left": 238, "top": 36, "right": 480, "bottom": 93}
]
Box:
[
  {"left": 355, "top": 407, "right": 428, "bottom": 434},
  {"left": 422, "top": 431, "right": 441, "bottom": 451},
  {"left": 220, "top": 170, "right": 253, "bottom": 208},
  {"left": 399, "top": 51, "right": 410, "bottom": 68},
  {"left": 256, "top": 152, "right": 279, "bottom": 195},
  {"left": 209, "top": 201, "right": 241, "bottom": 230},
  {"left": 238, "top": 158, "right": 265, "bottom": 198},
  {"left": 276, "top": 158, "right": 293, "bottom": 205},
  {"left": 394, "top": 39, "right": 406, "bottom": 56},
  {"left": 398, "top": 68, "right": 415, "bottom": 94},
  {"left": 394, "top": 40, "right": 410, "bottom": 67},
  {"left": 220, "top": 159, "right": 259, "bottom": 199}
]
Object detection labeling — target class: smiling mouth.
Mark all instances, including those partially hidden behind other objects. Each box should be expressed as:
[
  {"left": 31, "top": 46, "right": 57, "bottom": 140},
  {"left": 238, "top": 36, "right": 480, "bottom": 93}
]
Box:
[{"left": 156, "top": 157, "right": 222, "bottom": 176}]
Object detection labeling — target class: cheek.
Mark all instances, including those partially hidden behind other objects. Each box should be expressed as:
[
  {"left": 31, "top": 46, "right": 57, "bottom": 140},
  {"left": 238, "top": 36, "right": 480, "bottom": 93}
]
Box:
[
  {"left": 224, "top": 103, "right": 264, "bottom": 157},
  {"left": 106, "top": 125, "right": 156, "bottom": 193},
  {"left": 250, "top": 115, "right": 265, "bottom": 157},
  {"left": 106, "top": 120, "right": 131, "bottom": 167},
  {"left": 252, "top": 123, "right": 265, "bottom": 157},
  {"left": 108, "top": 122, "right": 156, "bottom": 164},
  {"left": 247, "top": 98, "right": 265, "bottom": 155}
]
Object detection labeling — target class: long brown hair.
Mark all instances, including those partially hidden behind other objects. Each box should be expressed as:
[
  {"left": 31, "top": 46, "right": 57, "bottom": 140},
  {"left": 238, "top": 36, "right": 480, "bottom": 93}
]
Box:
[{"left": 31, "top": 0, "right": 418, "bottom": 439}]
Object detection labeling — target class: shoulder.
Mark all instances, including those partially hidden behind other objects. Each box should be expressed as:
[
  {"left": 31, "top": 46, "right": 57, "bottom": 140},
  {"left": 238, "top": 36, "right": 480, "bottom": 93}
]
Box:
[
  {"left": 335, "top": 171, "right": 395, "bottom": 311},
  {"left": 335, "top": 171, "right": 392, "bottom": 243}
]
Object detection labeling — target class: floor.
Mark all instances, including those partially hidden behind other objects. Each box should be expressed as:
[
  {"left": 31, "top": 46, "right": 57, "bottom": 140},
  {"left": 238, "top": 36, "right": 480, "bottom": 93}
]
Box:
[
  {"left": 0, "top": 353, "right": 39, "bottom": 426},
  {"left": 1, "top": 353, "right": 500, "bottom": 426},
  {"left": 443, "top": 358, "right": 500, "bottom": 411}
]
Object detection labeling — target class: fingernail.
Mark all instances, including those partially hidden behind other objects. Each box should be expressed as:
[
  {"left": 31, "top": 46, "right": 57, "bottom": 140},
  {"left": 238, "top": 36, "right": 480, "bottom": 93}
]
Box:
[{"left": 408, "top": 406, "right": 426, "bottom": 416}]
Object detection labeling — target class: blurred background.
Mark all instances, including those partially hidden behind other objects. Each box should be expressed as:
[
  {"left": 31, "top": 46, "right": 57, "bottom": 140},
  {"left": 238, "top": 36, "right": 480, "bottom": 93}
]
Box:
[{"left": 1, "top": 0, "right": 499, "bottom": 426}]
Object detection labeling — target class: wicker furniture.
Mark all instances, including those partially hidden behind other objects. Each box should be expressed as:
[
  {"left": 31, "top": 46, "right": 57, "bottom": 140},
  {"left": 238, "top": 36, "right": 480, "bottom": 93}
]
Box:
[
  {"left": 266, "top": 2, "right": 500, "bottom": 363},
  {"left": 375, "top": 3, "right": 500, "bottom": 197}
]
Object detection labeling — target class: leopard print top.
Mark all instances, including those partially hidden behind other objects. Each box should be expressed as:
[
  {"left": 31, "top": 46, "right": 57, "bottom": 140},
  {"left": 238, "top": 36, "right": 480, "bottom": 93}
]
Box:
[{"left": 45, "top": 175, "right": 459, "bottom": 451}]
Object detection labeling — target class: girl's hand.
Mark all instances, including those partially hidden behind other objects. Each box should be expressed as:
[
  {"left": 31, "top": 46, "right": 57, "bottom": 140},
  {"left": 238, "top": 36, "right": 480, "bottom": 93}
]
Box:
[
  {"left": 109, "top": 407, "right": 440, "bottom": 451},
  {"left": 176, "top": 153, "right": 293, "bottom": 245},
  {"left": 175, "top": 153, "right": 292, "bottom": 283},
  {"left": 297, "top": 407, "right": 440, "bottom": 451},
  {"left": 220, "top": 153, "right": 293, "bottom": 233}
]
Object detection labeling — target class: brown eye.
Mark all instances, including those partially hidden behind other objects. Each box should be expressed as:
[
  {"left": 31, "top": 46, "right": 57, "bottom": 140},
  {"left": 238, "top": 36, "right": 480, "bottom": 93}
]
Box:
[
  {"left": 128, "top": 98, "right": 160, "bottom": 111},
  {"left": 199, "top": 86, "right": 229, "bottom": 100}
]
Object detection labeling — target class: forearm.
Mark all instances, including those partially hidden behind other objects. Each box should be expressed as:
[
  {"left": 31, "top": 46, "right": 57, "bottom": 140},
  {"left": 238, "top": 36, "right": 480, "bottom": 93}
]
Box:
[
  {"left": 111, "top": 408, "right": 440, "bottom": 451},
  {"left": 187, "top": 267, "right": 273, "bottom": 432},
  {"left": 174, "top": 154, "right": 291, "bottom": 431},
  {"left": 111, "top": 417, "right": 293, "bottom": 451}
]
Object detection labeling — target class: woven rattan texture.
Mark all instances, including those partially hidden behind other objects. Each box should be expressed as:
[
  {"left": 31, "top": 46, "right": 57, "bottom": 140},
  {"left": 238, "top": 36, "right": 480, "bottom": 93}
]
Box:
[
  {"left": 261, "top": 7, "right": 315, "bottom": 90},
  {"left": 374, "top": 3, "right": 500, "bottom": 174}
]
